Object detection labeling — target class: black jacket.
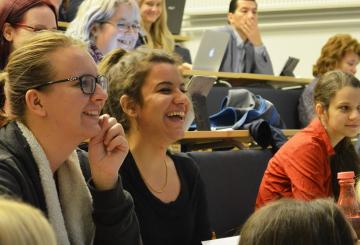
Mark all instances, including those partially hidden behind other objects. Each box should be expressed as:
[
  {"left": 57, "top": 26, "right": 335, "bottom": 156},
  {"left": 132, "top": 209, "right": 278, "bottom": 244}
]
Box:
[{"left": 0, "top": 121, "right": 140, "bottom": 245}]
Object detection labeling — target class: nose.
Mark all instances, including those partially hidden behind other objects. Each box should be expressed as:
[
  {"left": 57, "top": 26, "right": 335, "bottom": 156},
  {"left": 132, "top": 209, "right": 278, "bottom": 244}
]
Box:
[
  {"left": 174, "top": 89, "right": 189, "bottom": 105},
  {"left": 349, "top": 109, "right": 360, "bottom": 120},
  {"left": 91, "top": 83, "right": 108, "bottom": 103}
]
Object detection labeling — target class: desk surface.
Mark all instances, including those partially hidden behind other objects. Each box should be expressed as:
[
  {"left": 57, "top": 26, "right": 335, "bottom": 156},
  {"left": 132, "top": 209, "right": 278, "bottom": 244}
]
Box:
[
  {"left": 183, "top": 70, "right": 312, "bottom": 87},
  {"left": 179, "top": 129, "right": 298, "bottom": 150}
]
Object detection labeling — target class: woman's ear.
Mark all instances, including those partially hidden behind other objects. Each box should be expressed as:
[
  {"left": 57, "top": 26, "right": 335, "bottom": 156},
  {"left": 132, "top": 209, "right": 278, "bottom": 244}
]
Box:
[
  {"left": 90, "top": 23, "right": 101, "bottom": 40},
  {"left": 3, "top": 23, "right": 16, "bottom": 42},
  {"left": 315, "top": 102, "right": 324, "bottom": 116},
  {"left": 25, "top": 90, "right": 47, "bottom": 117},
  {"left": 120, "top": 95, "right": 138, "bottom": 118}
]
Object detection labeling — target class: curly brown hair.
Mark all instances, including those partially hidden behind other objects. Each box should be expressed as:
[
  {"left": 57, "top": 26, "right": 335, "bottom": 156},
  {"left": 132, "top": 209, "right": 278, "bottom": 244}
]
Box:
[{"left": 313, "top": 34, "right": 360, "bottom": 77}]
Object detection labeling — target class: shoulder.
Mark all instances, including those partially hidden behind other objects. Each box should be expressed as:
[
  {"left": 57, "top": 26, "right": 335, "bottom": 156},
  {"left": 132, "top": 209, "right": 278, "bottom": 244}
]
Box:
[{"left": 170, "top": 152, "right": 201, "bottom": 181}]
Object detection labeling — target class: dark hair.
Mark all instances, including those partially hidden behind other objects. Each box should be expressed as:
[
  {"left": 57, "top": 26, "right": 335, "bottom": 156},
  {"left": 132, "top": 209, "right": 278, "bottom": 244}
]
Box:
[
  {"left": 313, "top": 34, "right": 360, "bottom": 77},
  {"left": 99, "top": 47, "right": 181, "bottom": 132},
  {"left": 0, "top": 0, "right": 57, "bottom": 70},
  {"left": 228, "top": 0, "right": 256, "bottom": 13},
  {"left": 239, "top": 198, "right": 355, "bottom": 245},
  {"left": 314, "top": 71, "right": 360, "bottom": 200}
]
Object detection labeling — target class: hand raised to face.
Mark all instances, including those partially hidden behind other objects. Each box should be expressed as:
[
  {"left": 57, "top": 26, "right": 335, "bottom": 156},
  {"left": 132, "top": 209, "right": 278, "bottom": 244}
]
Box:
[
  {"left": 88, "top": 114, "right": 129, "bottom": 190},
  {"left": 241, "top": 18, "right": 262, "bottom": 47}
]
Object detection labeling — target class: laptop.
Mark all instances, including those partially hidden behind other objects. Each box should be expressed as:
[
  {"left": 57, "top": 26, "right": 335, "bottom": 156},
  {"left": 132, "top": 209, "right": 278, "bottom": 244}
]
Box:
[
  {"left": 279, "top": 56, "right": 300, "bottom": 77},
  {"left": 192, "top": 30, "right": 230, "bottom": 71},
  {"left": 165, "top": 0, "right": 186, "bottom": 35}
]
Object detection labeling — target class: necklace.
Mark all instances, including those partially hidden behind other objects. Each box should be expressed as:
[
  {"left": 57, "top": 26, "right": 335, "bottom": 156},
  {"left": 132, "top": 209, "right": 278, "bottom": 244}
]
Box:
[{"left": 139, "top": 158, "right": 168, "bottom": 194}]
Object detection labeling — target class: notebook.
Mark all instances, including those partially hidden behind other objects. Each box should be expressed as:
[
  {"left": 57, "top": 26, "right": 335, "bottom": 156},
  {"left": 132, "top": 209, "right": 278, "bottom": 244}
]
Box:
[
  {"left": 192, "top": 30, "right": 230, "bottom": 71},
  {"left": 279, "top": 56, "right": 299, "bottom": 77},
  {"left": 165, "top": 0, "right": 186, "bottom": 35}
]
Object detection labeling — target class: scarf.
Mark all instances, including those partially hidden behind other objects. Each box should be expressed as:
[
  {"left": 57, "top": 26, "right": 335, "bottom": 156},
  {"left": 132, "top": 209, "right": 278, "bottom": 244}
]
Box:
[{"left": 17, "top": 121, "right": 95, "bottom": 245}]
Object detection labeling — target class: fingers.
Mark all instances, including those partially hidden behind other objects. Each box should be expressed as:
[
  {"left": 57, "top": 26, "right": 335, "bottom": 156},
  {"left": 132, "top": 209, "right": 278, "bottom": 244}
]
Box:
[{"left": 99, "top": 115, "right": 128, "bottom": 154}]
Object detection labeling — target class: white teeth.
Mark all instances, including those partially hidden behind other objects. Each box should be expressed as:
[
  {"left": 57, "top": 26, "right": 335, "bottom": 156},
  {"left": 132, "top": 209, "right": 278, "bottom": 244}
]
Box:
[
  {"left": 84, "top": 111, "right": 99, "bottom": 116},
  {"left": 167, "top": 111, "right": 185, "bottom": 118}
]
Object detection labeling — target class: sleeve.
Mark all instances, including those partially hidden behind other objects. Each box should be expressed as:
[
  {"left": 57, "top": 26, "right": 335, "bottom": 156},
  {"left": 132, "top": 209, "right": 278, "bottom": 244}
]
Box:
[
  {"left": 298, "top": 79, "right": 318, "bottom": 127},
  {"left": 88, "top": 177, "right": 141, "bottom": 245},
  {"left": 284, "top": 142, "right": 331, "bottom": 200},
  {"left": 0, "top": 159, "right": 25, "bottom": 198},
  {"left": 253, "top": 45, "right": 274, "bottom": 75}
]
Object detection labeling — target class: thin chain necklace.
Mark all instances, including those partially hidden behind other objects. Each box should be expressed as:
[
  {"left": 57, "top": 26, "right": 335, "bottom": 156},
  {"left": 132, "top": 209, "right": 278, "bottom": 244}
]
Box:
[{"left": 139, "top": 158, "right": 168, "bottom": 194}]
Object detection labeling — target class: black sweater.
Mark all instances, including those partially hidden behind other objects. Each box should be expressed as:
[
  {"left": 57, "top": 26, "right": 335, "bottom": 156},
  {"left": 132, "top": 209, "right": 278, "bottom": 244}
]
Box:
[
  {"left": 120, "top": 152, "right": 212, "bottom": 245},
  {"left": 0, "top": 121, "right": 140, "bottom": 245}
]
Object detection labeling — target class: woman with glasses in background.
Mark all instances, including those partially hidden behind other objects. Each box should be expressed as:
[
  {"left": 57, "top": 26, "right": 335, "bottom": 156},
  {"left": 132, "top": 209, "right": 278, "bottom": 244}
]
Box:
[
  {"left": 66, "top": 0, "right": 140, "bottom": 63},
  {"left": 0, "top": 31, "right": 140, "bottom": 245},
  {"left": 0, "top": 0, "right": 57, "bottom": 70}
]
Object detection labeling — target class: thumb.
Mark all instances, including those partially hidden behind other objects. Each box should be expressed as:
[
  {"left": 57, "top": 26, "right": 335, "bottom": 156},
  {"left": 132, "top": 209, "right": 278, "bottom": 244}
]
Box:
[{"left": 89, "top": 114, "right": 109, "bottom": 144}]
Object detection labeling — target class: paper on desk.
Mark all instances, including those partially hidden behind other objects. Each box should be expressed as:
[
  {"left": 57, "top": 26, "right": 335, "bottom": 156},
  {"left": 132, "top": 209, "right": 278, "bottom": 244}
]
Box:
[
  {"left": 184, "top": 76, "right": 216, "bottom": 130},
  {"left": 202, "top": 235, "right": 240, "bottom": 245}
]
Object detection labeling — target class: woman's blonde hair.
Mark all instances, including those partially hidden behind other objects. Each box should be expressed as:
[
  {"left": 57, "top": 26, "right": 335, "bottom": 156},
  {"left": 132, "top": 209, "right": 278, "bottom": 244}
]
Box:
[
  {"left": 4, "top": 31, "right": 86, "bottom": 123},
  {"left": 313, "top": 34, "right": 360, "bottom": 77},
  {"left": 0, "top": 197, "right": 56, "bottom": 245},
  {"left": 139, "top": 0, "right": 174, "bottom": 53}
]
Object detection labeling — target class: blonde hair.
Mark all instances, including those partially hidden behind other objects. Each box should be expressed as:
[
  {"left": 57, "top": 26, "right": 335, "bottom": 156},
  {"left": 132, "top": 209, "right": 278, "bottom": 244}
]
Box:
[
  {"left": 139, "top": 0, "right": 174, "bottom": 52},
  {"left": 0, "top": 197, "right": 57, "bottom": 245},
  {"left": 4, "top": 31, "right": 86, "bottom": 123}
]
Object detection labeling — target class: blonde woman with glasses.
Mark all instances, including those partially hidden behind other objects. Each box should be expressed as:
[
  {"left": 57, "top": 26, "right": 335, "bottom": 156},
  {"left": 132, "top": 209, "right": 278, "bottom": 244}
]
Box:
[{"left": 0, "top": 31, "right": 140, "bottom": 245}]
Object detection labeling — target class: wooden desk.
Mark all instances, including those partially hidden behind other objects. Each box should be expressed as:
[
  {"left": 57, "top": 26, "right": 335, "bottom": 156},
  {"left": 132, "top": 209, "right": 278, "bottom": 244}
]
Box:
[
  {"left": 179, "top": 129, "right": 298, "bottom": 151},
  {"left": 182, "top": 70, "right": 312, "bottom": 87}
]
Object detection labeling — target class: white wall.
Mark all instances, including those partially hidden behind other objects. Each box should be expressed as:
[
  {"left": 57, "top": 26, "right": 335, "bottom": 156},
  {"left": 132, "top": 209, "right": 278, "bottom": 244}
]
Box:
[{"left": 178, "top": 6, "right": 360, "bottom": 78}]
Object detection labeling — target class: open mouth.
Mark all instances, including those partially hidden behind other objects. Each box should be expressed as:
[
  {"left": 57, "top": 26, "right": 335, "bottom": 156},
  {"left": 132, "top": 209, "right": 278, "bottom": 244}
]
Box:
[{"left": 166, "top": 111, "right": 185, "bottom": 120}]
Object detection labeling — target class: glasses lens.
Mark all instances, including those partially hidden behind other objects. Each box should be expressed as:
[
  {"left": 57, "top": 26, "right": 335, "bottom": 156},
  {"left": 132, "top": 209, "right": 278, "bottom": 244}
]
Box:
[
  {"left": 80, "top": 75, "right": 96, "bottom": 94},
  {"left": 98, "top": 75, "right": 108, "bottom": 92}
]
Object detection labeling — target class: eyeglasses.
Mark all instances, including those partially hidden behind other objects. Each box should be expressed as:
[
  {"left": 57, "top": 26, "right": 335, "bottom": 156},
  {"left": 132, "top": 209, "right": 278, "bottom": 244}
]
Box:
[
  {"left": 31, "top": 74, "right": 108, "bottom": 95},
  {"left": 14, "top": 23, "right": 57, "bottom": 32},
  {"left": 102, "top": 21, "right": 141, "bottom": 33}
]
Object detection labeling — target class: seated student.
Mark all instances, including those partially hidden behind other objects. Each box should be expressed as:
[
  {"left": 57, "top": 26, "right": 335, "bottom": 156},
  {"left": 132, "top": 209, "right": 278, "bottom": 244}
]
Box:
[
  {"left": 99, "top": 47, "right": 212, "bottom": 245},
  {"left": 0, "top": 0, "right": 57, "bottom": 70},
  {"left": 217, "top": 0, "right": 273, "bottom": 74},
  {"left": 0, "top": 197, "right": 57, "bottom": 245},
  {"left": 66, "top": 0, "right": 140, "bottom": 63},
  {"left": 0, "top": 31, "right": 140, "bottom": 244},
  {"left": 256, "top": 71, "right": 360, "bottom": 208},
  {"left": 298, "top": 34, "right": 360, "bottom": 128},
  {"left": 240, "top": 198, "right": 357, "bottom": 245},
  {"left": 137, "top": 0, "right": 192, "bottom": 64}
]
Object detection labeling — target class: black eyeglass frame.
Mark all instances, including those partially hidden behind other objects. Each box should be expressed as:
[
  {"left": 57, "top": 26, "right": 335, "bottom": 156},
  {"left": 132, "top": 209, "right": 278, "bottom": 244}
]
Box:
[
  {"left": 31, "top": 74, "right": 108, "bottom": 95},
  {"left": 14, "top": 23, "right": 57, "bottom": 32}
]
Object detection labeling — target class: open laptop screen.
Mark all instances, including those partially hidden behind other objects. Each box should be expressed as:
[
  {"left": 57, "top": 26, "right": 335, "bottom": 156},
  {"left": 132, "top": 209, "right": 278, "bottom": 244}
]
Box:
[
  {"left": 192, "top": 30, "right": 230, "bottom": 71},
  {"left": 279, "top": 57, "right": 299, "bottom": 77},
  {"left": 166, "top": 0, "right": 186, "bottom": 35}
]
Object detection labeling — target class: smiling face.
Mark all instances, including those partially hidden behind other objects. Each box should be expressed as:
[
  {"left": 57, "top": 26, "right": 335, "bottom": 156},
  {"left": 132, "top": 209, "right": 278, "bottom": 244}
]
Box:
[
  {"left": 3, "top": 5, "right": 57, "bottom": 51},
  {"left": 39, "top": 46, "right": 108, "bottom": 141},
  {"left": 140, "top": 0, "right": 162, "bottom": 26},
  {"left": 132, "top": 62, "right": 190, "bottom": 143},
  {"left": 95, "top": 2, "right": 139, "bottom": 53},
  {"left": 319, "top": 86, "right": 360, "bottom": 146},
  {"left": 338, "top": 51, "right": 359, "bottom": 75}
]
